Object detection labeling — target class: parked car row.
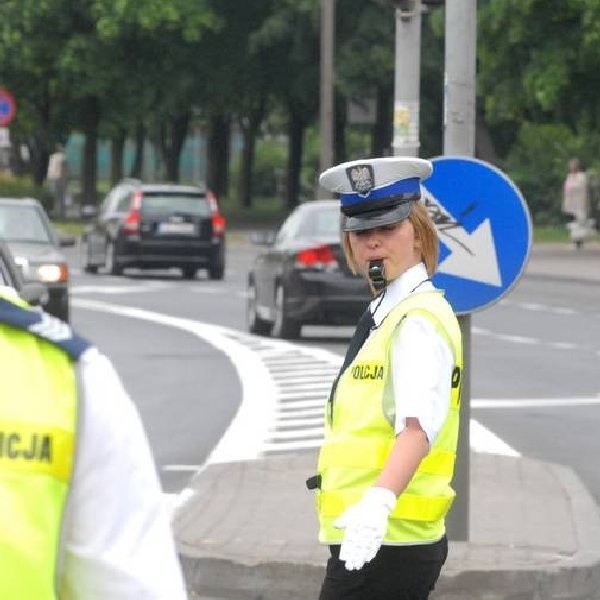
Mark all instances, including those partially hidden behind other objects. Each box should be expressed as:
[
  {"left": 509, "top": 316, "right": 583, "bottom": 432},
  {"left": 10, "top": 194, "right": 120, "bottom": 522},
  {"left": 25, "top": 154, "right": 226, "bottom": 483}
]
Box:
[
  {"left": 1, "top": 178, "right": 228, "bottom": 322},
  {"left": 1, "top": 188, "right": 364, "bottom": 341}
]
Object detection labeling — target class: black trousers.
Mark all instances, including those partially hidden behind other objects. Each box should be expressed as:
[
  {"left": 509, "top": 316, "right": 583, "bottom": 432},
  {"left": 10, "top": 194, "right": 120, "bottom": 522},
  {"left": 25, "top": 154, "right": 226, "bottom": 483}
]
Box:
[{"left": 318, "top": 536, "right": 447, "bottom": 600}]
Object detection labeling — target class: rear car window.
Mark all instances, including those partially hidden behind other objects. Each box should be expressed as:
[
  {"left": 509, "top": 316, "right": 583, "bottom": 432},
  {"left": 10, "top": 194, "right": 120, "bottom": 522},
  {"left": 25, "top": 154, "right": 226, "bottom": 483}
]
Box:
[
  {"left": 305, "top": 208, "right": 341, "bottom": 236},
  {"left": 141, "top": 193, "right": 210, "bottom": 217}
]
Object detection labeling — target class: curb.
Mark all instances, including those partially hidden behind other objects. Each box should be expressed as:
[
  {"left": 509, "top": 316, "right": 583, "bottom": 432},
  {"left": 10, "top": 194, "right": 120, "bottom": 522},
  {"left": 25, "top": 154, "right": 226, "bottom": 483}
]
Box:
[
  {"left": 433, "top": 462, "right": 600, "bottom": 600},
  {"left": 179, "top": 556, "right": 324, "bottom": 600},
  {"left": 176, "top": 458, "right": 600, "bottom": 600}
]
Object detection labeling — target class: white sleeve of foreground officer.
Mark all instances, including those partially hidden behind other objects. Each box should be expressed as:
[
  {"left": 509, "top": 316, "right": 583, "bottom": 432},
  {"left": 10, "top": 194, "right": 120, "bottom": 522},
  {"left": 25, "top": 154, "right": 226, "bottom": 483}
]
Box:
[{"left": 59, "top": 347, "right": 188, "bottom": 600}]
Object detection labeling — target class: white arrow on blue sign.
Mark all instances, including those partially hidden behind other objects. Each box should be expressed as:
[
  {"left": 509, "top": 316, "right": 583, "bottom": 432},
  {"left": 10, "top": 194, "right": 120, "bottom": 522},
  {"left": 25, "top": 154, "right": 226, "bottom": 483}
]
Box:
[{"left": 424, "top": 156, "right": 532, "bottom": 315}]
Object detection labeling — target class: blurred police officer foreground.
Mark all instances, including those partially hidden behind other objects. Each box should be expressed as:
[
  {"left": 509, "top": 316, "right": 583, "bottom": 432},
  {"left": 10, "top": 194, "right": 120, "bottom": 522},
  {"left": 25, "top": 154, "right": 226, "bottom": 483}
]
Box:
[{"left": 0, "top": 283, "right": 188, "bottom": 598}]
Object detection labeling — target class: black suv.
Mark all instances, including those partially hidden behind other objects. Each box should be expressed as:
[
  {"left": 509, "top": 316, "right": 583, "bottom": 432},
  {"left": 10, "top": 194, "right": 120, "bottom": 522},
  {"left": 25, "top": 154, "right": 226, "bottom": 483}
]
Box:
[{"left": 81, "top": 180, "right": 226, "bottom": 279}]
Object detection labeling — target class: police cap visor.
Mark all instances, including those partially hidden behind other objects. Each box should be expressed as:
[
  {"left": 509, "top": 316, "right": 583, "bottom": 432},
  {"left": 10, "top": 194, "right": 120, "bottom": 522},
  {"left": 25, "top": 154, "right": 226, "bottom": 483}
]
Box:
[{"left": 342, "top": 199, "right": 415, "bottom": 232}]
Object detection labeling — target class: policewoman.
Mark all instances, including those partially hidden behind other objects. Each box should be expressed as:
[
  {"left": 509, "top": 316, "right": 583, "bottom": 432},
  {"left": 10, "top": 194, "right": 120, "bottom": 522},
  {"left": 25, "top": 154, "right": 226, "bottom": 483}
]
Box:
[
  {"left": 311, "top": 157, "right": 462, "bottom": 600},
  {"left": 0, "top": 285, "right": 187, "bottom": 598}
]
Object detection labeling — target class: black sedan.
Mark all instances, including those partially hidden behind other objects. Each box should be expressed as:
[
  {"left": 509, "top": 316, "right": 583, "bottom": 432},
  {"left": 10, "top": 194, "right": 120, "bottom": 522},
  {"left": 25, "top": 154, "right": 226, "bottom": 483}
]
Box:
[
  {"left": 0, "top": 198, "right": 74, "bottom": 321},
  {"left": 247, "top": 199, "right": 371, "bottom": 339}
]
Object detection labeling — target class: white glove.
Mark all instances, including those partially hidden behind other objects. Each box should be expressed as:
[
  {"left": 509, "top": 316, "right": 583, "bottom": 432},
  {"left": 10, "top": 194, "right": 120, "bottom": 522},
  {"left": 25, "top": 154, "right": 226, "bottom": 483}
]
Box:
[{"left": 334, "top": 486, "right": 396, "bottom": 571}]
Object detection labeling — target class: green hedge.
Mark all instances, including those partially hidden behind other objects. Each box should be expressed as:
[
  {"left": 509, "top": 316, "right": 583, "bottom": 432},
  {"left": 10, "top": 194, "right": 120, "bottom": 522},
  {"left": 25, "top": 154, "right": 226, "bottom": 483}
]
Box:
[{"left": 0, "top": 176, "right": 54, "bottom": 213}]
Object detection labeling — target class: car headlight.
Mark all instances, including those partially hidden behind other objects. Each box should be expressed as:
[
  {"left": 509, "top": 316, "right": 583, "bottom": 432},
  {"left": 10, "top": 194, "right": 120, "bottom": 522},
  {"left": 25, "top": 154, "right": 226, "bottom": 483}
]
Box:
[{"left": 36, "top": 263, "right": 69, "bottom": 283}]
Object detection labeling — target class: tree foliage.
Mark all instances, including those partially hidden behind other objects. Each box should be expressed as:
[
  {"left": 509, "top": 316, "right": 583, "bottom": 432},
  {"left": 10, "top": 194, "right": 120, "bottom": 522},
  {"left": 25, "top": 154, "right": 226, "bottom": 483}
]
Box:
[
  {"left": 1, "top": 0, "right": 599, "bottom": 219},
  {"left": 478, "top": 0, "right": 600, "bottom": 220}
]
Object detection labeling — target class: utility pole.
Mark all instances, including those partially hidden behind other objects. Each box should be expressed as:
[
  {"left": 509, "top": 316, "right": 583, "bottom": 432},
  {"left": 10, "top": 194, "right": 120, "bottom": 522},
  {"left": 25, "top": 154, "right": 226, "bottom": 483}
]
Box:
[
  {"left": 318, "top": 0, "right": 335, "bottom": 196},
  {"left": 392, "top": 0, "right": 422, "bottom": 158},
  {"left": 443, "top": 0, "right": 477, "bottom": 542}
]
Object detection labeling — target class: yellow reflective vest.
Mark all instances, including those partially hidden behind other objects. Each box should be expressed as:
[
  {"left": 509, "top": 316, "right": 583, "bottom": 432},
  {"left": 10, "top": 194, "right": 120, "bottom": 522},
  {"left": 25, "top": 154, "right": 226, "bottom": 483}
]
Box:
[
  {"left": 316, "top": 291, "right": 462, "bottom": 544},
  {"left": 0, "top": 293, "right": 88, "bottom": 598}
]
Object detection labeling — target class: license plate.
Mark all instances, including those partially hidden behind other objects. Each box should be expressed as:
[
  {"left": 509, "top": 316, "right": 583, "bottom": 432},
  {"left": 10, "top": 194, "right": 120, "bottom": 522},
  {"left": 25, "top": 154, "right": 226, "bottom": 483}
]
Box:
[{"left": 158, "top": 222, "right": 196, "bottom": 235}]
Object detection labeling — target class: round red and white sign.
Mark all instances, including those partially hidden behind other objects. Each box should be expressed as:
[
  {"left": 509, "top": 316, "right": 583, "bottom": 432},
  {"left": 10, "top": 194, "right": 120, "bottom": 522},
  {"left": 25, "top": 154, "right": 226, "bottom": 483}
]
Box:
[{"left": 0, "top": 88, "right": 17, "bottom": 127}]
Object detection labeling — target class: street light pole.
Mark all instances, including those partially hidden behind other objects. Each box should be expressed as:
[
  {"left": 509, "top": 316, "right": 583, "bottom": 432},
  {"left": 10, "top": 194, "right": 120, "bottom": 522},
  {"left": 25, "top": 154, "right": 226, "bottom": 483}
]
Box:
[
  {"left": 319, "top": 0, "right": 335, "bottom": 197},
  {"left": 392, "top": 0, "right": 422, "bottom": 158},
  {"left": 443, "top": 0, "right": 477, "bottom": 543}
]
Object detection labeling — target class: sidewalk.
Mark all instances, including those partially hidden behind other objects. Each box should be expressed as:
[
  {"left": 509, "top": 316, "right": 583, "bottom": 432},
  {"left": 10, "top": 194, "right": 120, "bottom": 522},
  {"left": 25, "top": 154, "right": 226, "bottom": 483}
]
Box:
[
  {"left": 173, "top": 241, "right": 600, "bottom": 600},
  {"left": 525, "top": 240, "right": 600, "bottom": 283}
]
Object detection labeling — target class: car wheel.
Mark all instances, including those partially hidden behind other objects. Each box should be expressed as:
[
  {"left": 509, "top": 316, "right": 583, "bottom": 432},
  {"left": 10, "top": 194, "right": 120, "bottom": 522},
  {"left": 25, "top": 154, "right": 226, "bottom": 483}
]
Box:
[
  {"left": 105, "top": 240, "right": 123, "bottom": 276},
  {"left": 208, "top": 244, "right": 225, "bottom": 280},
  {"left": 247, "top": 279, "right": 272, "bottom": 336},
  {"left": 182, "top": 267, "right": 197, "bottom": 280},
  {"left": 272, "top": 284, "right": 301, "bottom": 339},
  {"left": 209, "top": 263, "right": 224, "bottom": 280}
]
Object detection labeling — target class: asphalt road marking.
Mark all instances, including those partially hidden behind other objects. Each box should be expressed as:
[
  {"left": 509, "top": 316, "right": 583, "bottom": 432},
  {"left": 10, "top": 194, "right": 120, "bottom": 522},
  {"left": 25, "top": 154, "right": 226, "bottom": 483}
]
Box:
[
  {"left": 472, "top": 325, "right": 597, "bottom": 354},
  {"left": 473, "top": 397, "right": 600, "bottom": 409},
  {"left": 73, "top": 298, "right": 594, "bottom": 509},
  {"left": 499, "top": 298, "right": 583, "bottom": 317},
  {"left": 79, "top": 284, "right": 595, "bottom": 355},
  {"left": 72, "top": 283, "right": 170, "bottom": 295}
]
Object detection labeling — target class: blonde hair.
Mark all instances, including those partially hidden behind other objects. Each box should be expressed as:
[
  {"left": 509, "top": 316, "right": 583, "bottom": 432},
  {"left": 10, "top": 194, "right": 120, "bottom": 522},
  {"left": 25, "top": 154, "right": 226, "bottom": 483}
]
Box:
[{"left": 342, "top": 202, "right": 439, "bottom": 278}]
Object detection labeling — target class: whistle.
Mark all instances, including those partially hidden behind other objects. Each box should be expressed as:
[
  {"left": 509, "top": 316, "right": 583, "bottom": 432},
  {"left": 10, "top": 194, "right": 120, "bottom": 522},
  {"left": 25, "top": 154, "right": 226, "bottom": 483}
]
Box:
[{"left": 368, "top": 259, "right": 386, "bottom": 292}]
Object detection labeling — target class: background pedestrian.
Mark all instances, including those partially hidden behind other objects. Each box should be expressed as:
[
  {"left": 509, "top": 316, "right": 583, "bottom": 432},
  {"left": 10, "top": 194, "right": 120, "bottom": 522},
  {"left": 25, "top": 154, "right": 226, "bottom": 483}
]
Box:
[
  {"left": 46, "top": 143, "right": 69, "bottom": 219},
  {"left": 562, "top": 157, "right": 592, "bottom": 249}
]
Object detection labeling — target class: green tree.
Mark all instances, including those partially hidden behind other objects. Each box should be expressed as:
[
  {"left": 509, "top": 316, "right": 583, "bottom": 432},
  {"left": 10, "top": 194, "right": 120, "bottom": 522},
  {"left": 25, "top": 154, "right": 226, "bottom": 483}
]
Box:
[
  {"left": 0, "top": 0, "right": 74, "bottom": 184},
  {"left": 0, "top": 0, "right": 216, "bottom": 203},
  {"left": 478, "top": 0, "right": 600, "bottom": 220},
  {"left": 253, "top": 0, "right": 321, "bottom": 209}
]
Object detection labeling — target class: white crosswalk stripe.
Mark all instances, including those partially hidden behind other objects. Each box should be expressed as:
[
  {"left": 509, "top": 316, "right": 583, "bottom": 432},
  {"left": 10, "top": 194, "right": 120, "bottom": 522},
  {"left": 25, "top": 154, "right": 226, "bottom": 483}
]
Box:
[
  {"left": 220, "top": 329, "right": 340, "bottom": 456},
  {"left": 74, "top": 298, "right": 568, "bottom": 465}
]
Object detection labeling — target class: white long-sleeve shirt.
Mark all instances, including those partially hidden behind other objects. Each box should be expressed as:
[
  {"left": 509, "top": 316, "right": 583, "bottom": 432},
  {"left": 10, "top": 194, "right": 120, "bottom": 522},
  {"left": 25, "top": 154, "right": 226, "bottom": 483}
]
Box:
[
  {"left": 59, "top": 347, "right": 188, "bottom": 599},
  {"left": 367, "top": 263, "right": 454, "bottom": 447},
  {"left": 0, "top": 286, "right": 187, "bottom": 599}
]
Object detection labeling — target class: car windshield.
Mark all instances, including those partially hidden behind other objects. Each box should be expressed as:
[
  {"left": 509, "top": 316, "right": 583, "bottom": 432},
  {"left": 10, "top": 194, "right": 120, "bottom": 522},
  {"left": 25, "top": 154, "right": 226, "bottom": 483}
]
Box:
[
  {"left": 141, "top": 193, "right": 211, "bottom": 217},
  {"left": 0, "top": 205, "right": 53, "bottom": 243}
]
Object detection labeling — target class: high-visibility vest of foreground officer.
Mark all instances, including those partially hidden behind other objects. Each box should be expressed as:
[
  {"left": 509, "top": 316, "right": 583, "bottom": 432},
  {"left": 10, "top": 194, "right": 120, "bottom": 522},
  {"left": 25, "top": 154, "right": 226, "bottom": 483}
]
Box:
[
  {"left": 316, "top": 291, "right": 462, "bottom": 544},
  {"left": 0, "top": 293, "right": 83, "bottom": 598},
  {"left": 0, "top": 289, "right": 187, "bottom": 599}
]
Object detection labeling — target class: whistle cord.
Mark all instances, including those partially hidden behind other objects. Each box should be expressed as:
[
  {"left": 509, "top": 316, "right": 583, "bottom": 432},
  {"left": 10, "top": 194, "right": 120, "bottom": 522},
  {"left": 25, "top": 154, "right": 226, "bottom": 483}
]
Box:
[{"left": 371, "top": 277, "right": 431, "bottom": 331}]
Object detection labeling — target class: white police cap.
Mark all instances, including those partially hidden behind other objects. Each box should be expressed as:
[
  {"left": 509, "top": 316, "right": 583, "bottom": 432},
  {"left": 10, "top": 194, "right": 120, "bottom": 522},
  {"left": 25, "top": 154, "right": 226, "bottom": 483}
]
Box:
[{"left": 319, "top": 156, "right": 433, "bottom": 231}]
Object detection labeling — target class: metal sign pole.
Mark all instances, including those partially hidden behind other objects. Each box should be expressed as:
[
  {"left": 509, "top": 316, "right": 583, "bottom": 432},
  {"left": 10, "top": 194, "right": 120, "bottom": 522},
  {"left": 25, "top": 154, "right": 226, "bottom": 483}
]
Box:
[
  {"left": 392, "top": 0, "right": 422, "bottom": 158},
  {"left": 318, "top": 0, "right": 335, "bottom": 198},
  {"left": 443, "top": 0, "right": 477, "bottom": 542}
]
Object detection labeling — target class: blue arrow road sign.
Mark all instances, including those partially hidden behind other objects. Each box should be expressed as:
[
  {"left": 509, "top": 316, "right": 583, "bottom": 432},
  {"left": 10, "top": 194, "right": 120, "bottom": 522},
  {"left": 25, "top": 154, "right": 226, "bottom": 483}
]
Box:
[{"left": 424, "top": 156, "right": 532, "bottom": 314}]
